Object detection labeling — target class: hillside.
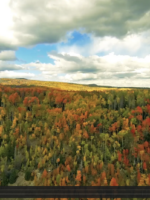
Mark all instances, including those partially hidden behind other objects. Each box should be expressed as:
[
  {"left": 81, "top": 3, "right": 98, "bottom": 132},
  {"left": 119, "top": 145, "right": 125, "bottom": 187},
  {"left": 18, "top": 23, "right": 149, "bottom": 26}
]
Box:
[{"left": 0, "top": 78, "right": 133, "bottom": 91}]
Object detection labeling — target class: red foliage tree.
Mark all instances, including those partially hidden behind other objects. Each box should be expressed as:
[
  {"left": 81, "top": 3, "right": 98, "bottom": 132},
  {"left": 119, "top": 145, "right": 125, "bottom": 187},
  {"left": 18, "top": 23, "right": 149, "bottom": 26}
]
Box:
[
  {"left": 144, "top": 141, "right": 149, "bottom": 148},
  {"left": 117, "top": 151, "right": 122, "bottom": 162},
  {"left": 8, "top": 92, "right": 20, "bottom": 105},
  {"left": 143, "top": 162, "right": 147, "bottom": 170},
  {"left": 137, "top": 170, "right": 141, "bottom": 183},
  {"left": 110, "top": 177, "right": 118, "bottom": 186},
  {"left": 42, "top": 169, "right": 48, "bottom": 178},
  {"left": 136, "top": 106, "right": 143, "bottom": 114},
  {"left": 131, "top": 128, "right": 136, "bottom": 137},
  {"left": 23, "top": 97, "right": 29, "bottom": 107}
]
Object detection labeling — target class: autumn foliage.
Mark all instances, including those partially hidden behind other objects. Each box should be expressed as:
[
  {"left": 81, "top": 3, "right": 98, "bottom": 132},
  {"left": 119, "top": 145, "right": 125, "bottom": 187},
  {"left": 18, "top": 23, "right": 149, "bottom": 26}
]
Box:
[{"left": 0, "top": 79, "right": 150, "bottom": 192}]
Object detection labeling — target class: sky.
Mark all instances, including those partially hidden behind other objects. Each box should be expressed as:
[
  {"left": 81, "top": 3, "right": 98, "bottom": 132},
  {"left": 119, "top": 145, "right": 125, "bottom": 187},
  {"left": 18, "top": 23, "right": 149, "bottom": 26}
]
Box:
[{"left": 0, "top": 0, "right": 150, "bottom": 88}]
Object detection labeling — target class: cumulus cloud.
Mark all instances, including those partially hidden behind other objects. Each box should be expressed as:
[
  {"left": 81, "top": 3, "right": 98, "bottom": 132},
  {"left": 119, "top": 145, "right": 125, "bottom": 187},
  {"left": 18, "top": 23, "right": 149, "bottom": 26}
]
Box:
[
  {"left": 0, "top": 0, "right": 150, "bottom": 51},
  {"left": 0, "top": 0, "right": 150, "bottom": 88},
  {"left": 56, "top": 30, "right": 150, "bottom": 58},
  {"left": 19, "top": 52, "right": 150, "bottom": 87}
]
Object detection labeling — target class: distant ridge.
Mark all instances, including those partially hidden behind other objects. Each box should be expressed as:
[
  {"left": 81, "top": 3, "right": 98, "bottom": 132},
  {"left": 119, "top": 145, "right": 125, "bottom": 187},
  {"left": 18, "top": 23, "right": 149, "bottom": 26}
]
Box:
[
  {"left": 15, "top": 78, "right": 28, "bottom": 80},
  {"left": 86, "top": 84, "right": 99, "bottom": 87},
  {"left": 69, "top": 82, "right": 150, "bottom": 89}
]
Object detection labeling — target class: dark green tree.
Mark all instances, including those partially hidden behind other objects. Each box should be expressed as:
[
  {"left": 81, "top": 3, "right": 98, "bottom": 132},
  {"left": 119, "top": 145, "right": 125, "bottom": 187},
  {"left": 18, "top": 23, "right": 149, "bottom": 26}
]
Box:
[
  {"left": 1, "top": 171, "right": 9, "bottom": 186},
  {"left": 25, "top": 168, "right": 34, "bottom": 181},
  {"left": 9, "top": 169, "right": 18, "bottom": 184}
]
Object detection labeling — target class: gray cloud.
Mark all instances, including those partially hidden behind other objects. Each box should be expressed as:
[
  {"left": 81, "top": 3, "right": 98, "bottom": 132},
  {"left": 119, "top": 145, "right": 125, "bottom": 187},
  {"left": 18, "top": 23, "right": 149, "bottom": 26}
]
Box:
[
  {"left": 0, "top": 50, "right": 17, "bottom": 61},
  {"left": 0, "top": 61, "right": 25, "bottom": 71},
  {"left": 113, "top": 72, "right": 138, "bottom": 79},
  {"left": 0, "top": 0, "right": 150, "bottom": 51}
]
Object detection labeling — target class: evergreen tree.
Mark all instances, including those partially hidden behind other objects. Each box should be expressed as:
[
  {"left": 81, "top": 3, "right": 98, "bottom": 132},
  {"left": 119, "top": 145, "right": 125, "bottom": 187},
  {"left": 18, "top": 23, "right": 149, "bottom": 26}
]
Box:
[
  {"left": 1, "top": 171, "right": 9, "bottom": 186},
  {"left": 25, "top": 168, "right": 33, "bottom": 181},
  {"left": 9, "top": 169, "right": 18, "bottom": 184}
]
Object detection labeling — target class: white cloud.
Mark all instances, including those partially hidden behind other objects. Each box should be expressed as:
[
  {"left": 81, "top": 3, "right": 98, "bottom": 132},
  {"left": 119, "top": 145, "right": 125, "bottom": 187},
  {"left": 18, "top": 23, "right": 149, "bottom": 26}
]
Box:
[
  {"left": 56, "top": 30, "right": 150, "bottom": 58},
  {"left": 0, "top": 71, "right": 35, "bottom": 79},
  {"left": 18, "top": 52, "right": 150, "bottom": 87}
]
